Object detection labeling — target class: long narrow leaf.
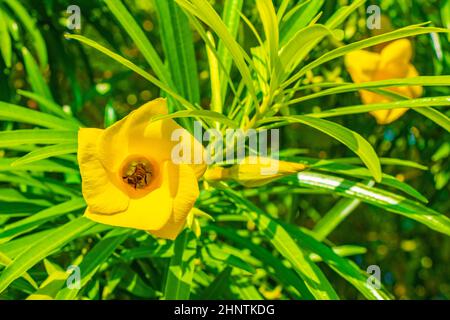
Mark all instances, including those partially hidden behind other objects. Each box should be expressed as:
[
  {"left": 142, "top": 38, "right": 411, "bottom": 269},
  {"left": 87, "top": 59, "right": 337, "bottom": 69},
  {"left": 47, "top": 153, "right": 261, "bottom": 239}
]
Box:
[
  {"left": 224, "top": 189, "right": 339, "bottom": 300},
  {"left": 297, "top": 171, "right": 450, "bottom": 236},
  {"left": 11, "top": 143, "right": 78, "bottom": 166},
  {"left": 155, "top": 0, "right": 200, "bottom": 104},
  {"left": 104, "top": 0, "right": 171, "bottom": 85},
  {"left": 55, "top": 228, "right": 130, "bottom": 300},
  {"left": 0, "top": 217, "right": 95, "bottom": 293},
  {"left": 164, "top": 230, "right": 197, "bottom": 299},
  {"left": 0, "top": 130, "right": 77, "bottom": 148},
  {"left": 258, "top": 115, "right": 382, "bottom": 181},
  {"left": 0, "top": 102, "right": 79, "bottom": 130}
]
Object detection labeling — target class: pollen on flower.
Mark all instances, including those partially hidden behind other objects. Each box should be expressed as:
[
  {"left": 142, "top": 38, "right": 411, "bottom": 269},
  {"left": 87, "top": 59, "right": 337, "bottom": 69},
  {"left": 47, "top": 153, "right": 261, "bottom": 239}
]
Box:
[{"left": 122, "top": 159, "right": 153, "bottom": 189}]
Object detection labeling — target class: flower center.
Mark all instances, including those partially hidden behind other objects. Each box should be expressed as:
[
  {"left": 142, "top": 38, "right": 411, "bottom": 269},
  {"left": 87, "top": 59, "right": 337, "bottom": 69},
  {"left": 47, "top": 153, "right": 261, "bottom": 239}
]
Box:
[{"left": 122, "top": 159, "right": 153, "bottom": 189}]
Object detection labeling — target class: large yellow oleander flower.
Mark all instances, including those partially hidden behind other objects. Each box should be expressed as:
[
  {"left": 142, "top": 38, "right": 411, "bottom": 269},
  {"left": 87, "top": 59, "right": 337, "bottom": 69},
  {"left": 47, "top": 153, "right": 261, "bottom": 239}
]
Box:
[
  {"left": 345, "top": 39, "right": 423, "bottom": 124},
  {"left": 78, "top": 98, "right": 206, "bottom": 240}
]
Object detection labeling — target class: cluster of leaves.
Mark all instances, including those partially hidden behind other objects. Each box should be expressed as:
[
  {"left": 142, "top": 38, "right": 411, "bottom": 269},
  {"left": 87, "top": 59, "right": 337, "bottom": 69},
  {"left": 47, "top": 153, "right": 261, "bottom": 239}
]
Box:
[{"left": 0, "top": 0, "right": 449, "bottom": 299}]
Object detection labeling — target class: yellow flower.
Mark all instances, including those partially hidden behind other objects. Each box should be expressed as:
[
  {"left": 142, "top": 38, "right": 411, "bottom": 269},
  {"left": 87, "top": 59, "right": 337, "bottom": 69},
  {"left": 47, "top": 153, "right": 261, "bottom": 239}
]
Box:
[
  {"left": 78, "top": 98, "right": 206, "bottom": 240},
  {"left": 204, "top": 156, "right": 308, "bottom": 187},
  {"left": 345, "top": 39, "right": 423, "bottom": 124}
]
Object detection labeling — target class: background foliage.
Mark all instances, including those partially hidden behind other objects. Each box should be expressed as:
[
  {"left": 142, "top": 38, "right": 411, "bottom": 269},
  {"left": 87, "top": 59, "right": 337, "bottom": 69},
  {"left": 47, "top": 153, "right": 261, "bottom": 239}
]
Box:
[{"left": 0, "top": 0, "right": 449, "bottom": 300}]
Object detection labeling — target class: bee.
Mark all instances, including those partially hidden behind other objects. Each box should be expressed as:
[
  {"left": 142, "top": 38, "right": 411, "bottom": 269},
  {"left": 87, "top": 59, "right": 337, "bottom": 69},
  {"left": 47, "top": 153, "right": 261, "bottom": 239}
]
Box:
[{"left": 122, "top": 161, "right": 152, "bottom": 189}]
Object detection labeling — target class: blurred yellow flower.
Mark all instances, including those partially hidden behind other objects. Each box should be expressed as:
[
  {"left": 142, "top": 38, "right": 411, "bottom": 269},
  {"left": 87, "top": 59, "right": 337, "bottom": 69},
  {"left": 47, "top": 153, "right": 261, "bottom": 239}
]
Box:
[
  {"left": 78, "top": 98, "right": 206, "bottom": 240},
  {"left": 345, "top": 39, "right": 423, "bottom": 124}
]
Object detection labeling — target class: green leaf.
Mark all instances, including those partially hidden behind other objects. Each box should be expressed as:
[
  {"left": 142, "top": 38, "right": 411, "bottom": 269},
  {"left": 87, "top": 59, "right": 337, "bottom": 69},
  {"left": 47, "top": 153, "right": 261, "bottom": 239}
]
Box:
[
  {"left": 333, "top": 157, "right": 427, "bottom": 170},
  {"left": 116, "top": 265, "right": 161, "bottom": 299},
  {"left": 0, "top": 102, "right": 80, "bottom": 130},
  {"left": 0, "top": 203, "right": 45, "bottom": 218},
  {"left": 177, "top": 0, "right": 258, "bottom": 105},
  {"left": 279, "top": 24, "right": 333, "bottom": 74},
  {"left": 0, "top": 9, "right": 12, "bottom": 68},
  {"left": 206, "top": 32, "right": 223, "bottom": 115},
  {"left": 4, "top": 0, "right": 47, "bottom": 67},
  {"left": 202, "top": 243, "right": 256, "bottom": 274},
  {"left": 313, "top": 197, "right": 364, "bottom": 241},
  {"left": 206, "top": 224, "right": 313, "bottom": 299},
  {"left": 17, "top": 90, "right": 79, "bottom": 121},
  {"left": 443, "top": 0, "right": 450, "bottom": 35},
  {"left": 0, "top": 158, "right": 79, "bottom": 174},
  {"left": 303, "top": 96, "right": 450, "bottom": 118},
  {"left": 0, "top": 217, "right": 95, "bottom": 294},
  {"left": 224, "top": 189, "right": 339, "bottom": 300},
  {"left": 200, "top": 266, "right": 232, "bottom": 299},
  {"left": 0, "top": 188, "right": 51, "bottom": 207},
  {"left": 325, "top": 0, "right": 365, "bottom": 29},
  {"left": 64, "top": 34, "right": 195, "bottom": 110},
  {"left": 297, "top": 171, "right": 450, "bottom": 236},
  {"left": 122, "top": 242, "right": 174, "bottom": 260},
  {"left": 352, "top": 88, "right": 450, "bottom": 133},
  {"left": 230, "top": 277, "right": 264, "bottom": 300},
  {"left": 280, "top": 0, "right": 325, "bottom": 46},
  {"left": 0, "top": 130, "right": 77, "bottom": 148},
  {"left": 310, "top": 161, "right": 428, "bottom": 202},
  {"left": 55, "top": 228, "right": 130, "bottom": 300},
  {"left": 288, "top": 76, "right": 450, "bottom": 105},
  {"left": 0, "top": 225, "right": 111, "bottom": 260},
  {"left": 150, "top": 109, "right": 238, "bottom": 129},
  {"left": 104, "top": 0, "right": 171, "bottom": 86},
  {"left": 21, "top": 47, "right": 53, "bottom": 102},
  {"left": 155, "top": 0, "right": 200, "bottom": 104},
  {"left": 0, "top": 231, "right": 55, "bottom": 260},
  {"left": 164, "top": 230, "right": 197, "bottom": 299},
  {"left": 26, "top": 260, "right": 67, "bottom": 300},
  {"left": 282, "top": 224, "right": 393, "bottom": 300},
  {"left": 11, "top": 143, "right": 78, "bottom": 166},
  {"left": 284, "top": 25, "right": 450, "bottom": 88},
  {"left": 256, "top": 0, "right": 279, "bottom": 72},
  {"left": 104, "top": 101, "right": 117, "bottom": 128},
  {"left": 0, "top": 198, "right": 86, "bottom": 244},
  {"left": 414, "top": 108, "right": 450, "bottom": 133},
  {"left": 0, "top": 251, "right": 37, "bottom": 290},
  {"left": 259, "top": 115, "right": 382, "bottom": 182},
  {"left": 0, "top": 173, "right": 79, "bottom": 197},
  {"left": 309, "top": 245, "right": 368, "bottom": 261},
  {"left": 218, "top": 0, "right": 243, "bottom": 104}
]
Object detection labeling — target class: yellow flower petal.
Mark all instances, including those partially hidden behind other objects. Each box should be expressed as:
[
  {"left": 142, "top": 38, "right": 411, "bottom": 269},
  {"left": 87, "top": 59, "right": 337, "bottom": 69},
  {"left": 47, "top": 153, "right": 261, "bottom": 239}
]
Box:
[
  {"left": 147, "top": 216, "right": 186, "bottom": 240},
  {"left": 84, "top": 161, "right": 176, "bottom": 230},
  {"left": 79, "top": 98, "right": 205, "bottom": 239},
  {"left": 345, "top": 39, "right": 423, "bottom": 124},
  {"left": 98, "top": 99, "right": 206, "bottom": 179},
  {"left": 78, "top": 128, "right": 129, "bottom": 214},
  {"left": 97, "top": 98, "right": 169, "bottom": 173},
  {"left": 370, "top": 108, "right": 409, "bottom": 125},
  {"left": 147, "top": 165, "right": 199, "bottom": 240},
  {"left": 359, "top": 90, "right": 388, "bottom": 104},
  {"left": 172, "top": 164, "right": 199, "bottom": 223},
  {"left": 379, "top": 39, "right": 412, "bottom": 71},
  {"left": 344, "top": 50, "right": 380, "bottom": 83},
  {"left": 406, "top": 64, "right": 423, "bottom": 97},
  {"left": 373, "top": 40, "right": 411, "bottom": 81}
]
